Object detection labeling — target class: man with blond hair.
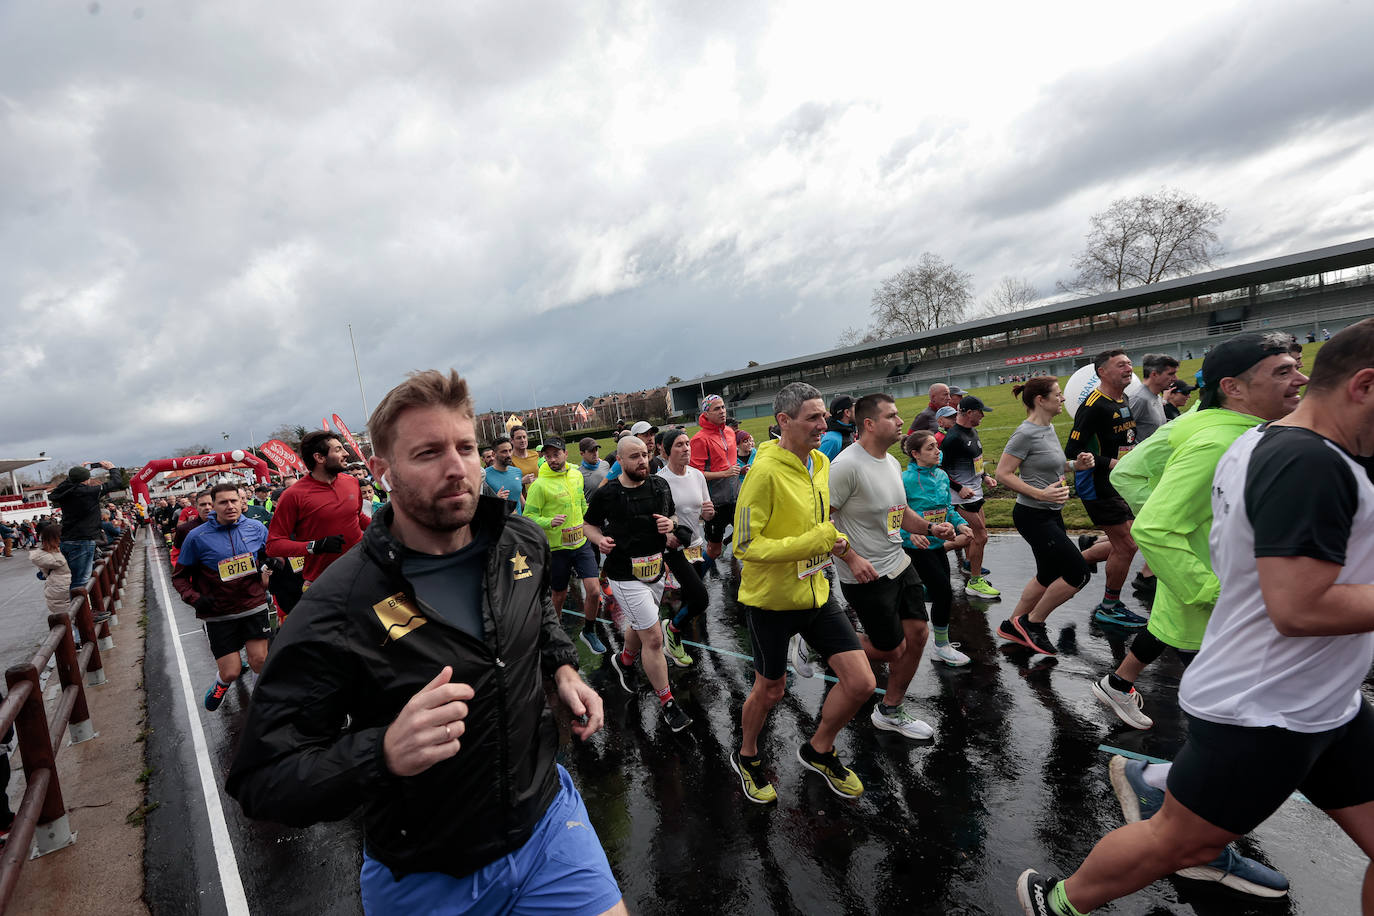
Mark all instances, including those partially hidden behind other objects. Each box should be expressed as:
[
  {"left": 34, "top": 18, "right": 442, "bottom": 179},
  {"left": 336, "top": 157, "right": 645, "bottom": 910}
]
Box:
[{"left": 229, "top": 369, "right": 624, "bottom": 915}]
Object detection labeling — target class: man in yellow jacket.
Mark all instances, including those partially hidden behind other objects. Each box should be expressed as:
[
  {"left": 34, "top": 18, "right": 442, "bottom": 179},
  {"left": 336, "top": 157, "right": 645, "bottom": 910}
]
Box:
[
  {"left": 523, "top": 438, "right": 607, "bottom": 654},
  {"left": 731, "top": 382, "right": 873, "bottom": 805}
]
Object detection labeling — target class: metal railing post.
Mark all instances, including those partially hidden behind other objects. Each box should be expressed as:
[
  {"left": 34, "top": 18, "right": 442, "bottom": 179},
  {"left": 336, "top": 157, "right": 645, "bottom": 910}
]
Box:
[
  {"left": 70, "top": 593, "right": 106, "bottom": 688},
  {"left": 47, "top": 613, "right": 96, "bottom": 746},
  {"left": 4, "top": 665, "right": 75, "bottom": 858}
]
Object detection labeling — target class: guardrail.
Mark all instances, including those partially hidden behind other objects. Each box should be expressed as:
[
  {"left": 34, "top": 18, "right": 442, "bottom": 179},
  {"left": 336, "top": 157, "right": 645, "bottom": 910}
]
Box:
[{"left": 0, "top": 529, "right": 135, "bottom": 913}]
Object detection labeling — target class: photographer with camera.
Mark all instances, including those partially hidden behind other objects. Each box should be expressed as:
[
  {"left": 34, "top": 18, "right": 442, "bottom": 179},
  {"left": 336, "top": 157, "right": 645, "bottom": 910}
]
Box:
[{"left": 50, "top": 461, "right": 124, "bottom": 592}]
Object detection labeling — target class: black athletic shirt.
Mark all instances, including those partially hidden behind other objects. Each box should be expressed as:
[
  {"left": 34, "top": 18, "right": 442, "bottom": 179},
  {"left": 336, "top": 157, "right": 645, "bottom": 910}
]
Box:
[
  {"left": 1066, "top": 388, "right": 1137, "bottom": 501},
  {"left": 584, "top": 476, "right": 674, "bottom": 581},
  {"left": 940, "top": 424, "right": 984, "bottom": 498},
  {"left": 402, "top": 536, "right": 489, "bottom": 640},
  {"left": 1246, "top": 426, "right": 1360, "bottom": 566}
]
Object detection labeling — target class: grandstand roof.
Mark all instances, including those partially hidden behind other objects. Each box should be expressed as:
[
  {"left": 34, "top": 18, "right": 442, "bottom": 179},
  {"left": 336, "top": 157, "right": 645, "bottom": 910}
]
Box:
[{"left": 676, "top": 236, "right": 1374, "bottom": 387}]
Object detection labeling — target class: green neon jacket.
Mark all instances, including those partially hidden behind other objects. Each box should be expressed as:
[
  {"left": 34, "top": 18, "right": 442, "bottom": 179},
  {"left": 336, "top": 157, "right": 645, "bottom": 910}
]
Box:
[
  {"left": 522, "top": 463, "right": 589, "bottom": 552},
  {"left": 1110, "top": 407, "right": 1263, "bottom": 650},
  {"left": 733, "top": 440, "right": 843, "bottom": 610}
]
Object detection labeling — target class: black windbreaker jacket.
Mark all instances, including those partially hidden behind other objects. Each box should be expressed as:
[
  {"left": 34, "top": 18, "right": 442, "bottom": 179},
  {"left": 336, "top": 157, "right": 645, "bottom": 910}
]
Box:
[{"left": 225, "top": 496, "right": 579, "bottom": 880}]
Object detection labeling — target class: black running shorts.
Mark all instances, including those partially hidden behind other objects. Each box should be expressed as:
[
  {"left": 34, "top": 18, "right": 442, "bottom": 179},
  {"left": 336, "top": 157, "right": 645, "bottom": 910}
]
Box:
[
  {"left": 1012, "top": 504, "right": 1092, "bottom": 589},
  {"left": 838, "top": 563, "right": 928, "bottom": 651},
  {"left": 550, "top": 541, "right": 600, "bottom": 590},
  {"left": 745, "top": 597, "right": 861, "bottom": 680},
  {"left": 1082, "top": 493, "right": 1133, "bottom": 528},
  {"left": 954, "top": 498, "right": 985, "bottom": 515},
  {"left": 1169, "top": 702, "right": 1374, "bottom": 835},
  {"left": 704, "top": 500, "right": 735, "bottom": 545},
  {"left": 205, "top": 608, "right": 274, "bottom": 660}
]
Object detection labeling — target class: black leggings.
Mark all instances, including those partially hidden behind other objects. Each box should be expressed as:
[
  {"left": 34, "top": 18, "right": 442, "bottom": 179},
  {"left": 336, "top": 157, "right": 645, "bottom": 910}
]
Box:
[
  {"left": 1130, "top": 628, "right": 1198, "bottom": 667},
  {"left": 904, "top": 547, "right": 952, "bottom": 630},
  {"left": 1012, "top": 503, "right": 1092, "bottom": 589},
  {"left": 664, "top": 549, "right": 709, "bottom": 625}
]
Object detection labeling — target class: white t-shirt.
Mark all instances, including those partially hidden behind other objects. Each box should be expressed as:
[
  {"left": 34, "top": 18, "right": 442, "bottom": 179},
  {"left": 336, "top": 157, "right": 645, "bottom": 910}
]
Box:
[
  {"left": 828, "top": 442, "right": 912, "bottom": 584},
  {"left": 656, "top": 464, "right": 710, "bottom": 548},
  {"left": 1180, "top": 425, "right": 1374, "bottom": 733}
]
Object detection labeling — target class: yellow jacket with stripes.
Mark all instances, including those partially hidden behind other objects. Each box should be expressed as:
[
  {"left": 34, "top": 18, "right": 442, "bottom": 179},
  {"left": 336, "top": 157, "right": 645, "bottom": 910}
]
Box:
[{"left": 732, "top": 440, "right": 842, "bottom": 610}]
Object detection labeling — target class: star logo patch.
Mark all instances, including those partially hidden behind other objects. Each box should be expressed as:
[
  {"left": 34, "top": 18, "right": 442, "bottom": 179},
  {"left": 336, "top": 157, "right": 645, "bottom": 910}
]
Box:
[{"left": 510, "top": 550, "right": 532, "bottom": 580}]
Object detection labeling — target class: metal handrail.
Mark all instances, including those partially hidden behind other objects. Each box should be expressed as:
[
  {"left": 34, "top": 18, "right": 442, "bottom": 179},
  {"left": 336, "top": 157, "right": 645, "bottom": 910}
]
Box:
[{"left": 0, "top": 529, "right": 134, "bottom": 913}]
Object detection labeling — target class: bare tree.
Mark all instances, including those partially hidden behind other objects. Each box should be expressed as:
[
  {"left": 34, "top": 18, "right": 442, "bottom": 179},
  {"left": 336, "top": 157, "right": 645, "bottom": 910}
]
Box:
[
  {"left": 1060, "top": 187, "right": 1225, "bottom": 294},
  {"left": 870, "top": 253, "right": 974, "bottom": 337},
  {"left": 836, "top": 326, "right": 881, "bottom": 348},
  {"left": 982, "top": 276, "right": 1040, "bottom": 316},
  {"left": 173, "top": 444, "right": 212, "bottom": 457}
]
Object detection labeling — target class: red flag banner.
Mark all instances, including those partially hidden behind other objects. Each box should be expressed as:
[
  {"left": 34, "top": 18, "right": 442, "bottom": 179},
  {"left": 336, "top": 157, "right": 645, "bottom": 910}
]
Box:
[
  {"left": 1004, "top": 346, "right": 1083, "bottom": 366},
  {"left": 323, "top": 418, "right": 331, "bottom": 430},
  {"left": 260, "top": 439, "right": 306, "bottom": 476},
  {"left": 332, "top": 414, "right": 367, "bottom": 461}
]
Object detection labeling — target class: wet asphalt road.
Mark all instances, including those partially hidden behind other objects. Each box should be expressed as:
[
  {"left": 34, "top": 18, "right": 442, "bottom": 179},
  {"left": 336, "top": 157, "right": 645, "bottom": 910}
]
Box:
[
  {"left": 0, "top": 545, "right": 54, "bottom": 673},
  {"left": 138, "top": 529, "right": 1366, "bottom": 915}
]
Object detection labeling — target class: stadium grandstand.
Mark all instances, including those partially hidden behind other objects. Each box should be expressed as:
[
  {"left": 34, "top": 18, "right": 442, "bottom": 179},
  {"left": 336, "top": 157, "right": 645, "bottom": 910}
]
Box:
[{"left": 669, "top": 237, "right": 1374, "bottom": 419}]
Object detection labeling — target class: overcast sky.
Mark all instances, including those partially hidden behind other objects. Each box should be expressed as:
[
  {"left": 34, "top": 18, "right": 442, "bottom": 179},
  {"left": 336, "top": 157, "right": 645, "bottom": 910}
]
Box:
[{"left": 3, "top": 0, "right": 1372, "bottom": 471}]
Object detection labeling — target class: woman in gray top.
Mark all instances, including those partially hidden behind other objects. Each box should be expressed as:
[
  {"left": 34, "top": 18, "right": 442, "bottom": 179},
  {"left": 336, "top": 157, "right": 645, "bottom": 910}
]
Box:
[{"left": 992, "top": 377, "right": 1096, "bottom": 655}]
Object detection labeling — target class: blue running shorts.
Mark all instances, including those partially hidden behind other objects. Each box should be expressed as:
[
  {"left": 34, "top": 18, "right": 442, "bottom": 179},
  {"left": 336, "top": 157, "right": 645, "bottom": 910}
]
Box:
[{"left": 360, "top": 765, "right": 621, "bottom": 915}]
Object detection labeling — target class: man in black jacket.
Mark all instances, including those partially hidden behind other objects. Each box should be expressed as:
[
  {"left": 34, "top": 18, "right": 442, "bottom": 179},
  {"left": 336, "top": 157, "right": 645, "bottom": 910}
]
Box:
[
  {"left": 50, "top": 462, "right": 124, "bottom": 593},
  {"left": 227, "top": 370, "right": 623, "bottom": 915}
]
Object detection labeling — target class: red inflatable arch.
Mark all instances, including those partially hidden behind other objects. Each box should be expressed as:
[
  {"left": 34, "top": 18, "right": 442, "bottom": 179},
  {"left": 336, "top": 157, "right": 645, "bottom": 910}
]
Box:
[{"left": 130, "top": 450, "right": 273, "bottom": 507}]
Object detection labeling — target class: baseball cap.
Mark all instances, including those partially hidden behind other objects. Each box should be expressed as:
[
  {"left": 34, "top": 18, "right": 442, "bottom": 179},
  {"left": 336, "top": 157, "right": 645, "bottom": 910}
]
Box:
[
  {"left": 958, "top": 395, "right": 993, "bottom": 413},
  {"left": 948, "top": 386, "right": 966, "bottom": 397},
  {"left": 629, "top": 421, "right": 657, "bottom": 436},
  {"left": 1168, "top": 380, "right": 1194, "bottom": 394},
  {"left": 935, "top": 406, "right": 958, "bottom": 419},
  {"left": 578, "top": 437, "right": 599, "bottom": 452},
  {"left": 540, "top": 436, "right": 566, "bottom": 453},
  {"left": 829, "top": 394, "right": 855, "bottom": 417},
  {"left": 1198, "top": 333, "right": 1293, "bottom": 409}
]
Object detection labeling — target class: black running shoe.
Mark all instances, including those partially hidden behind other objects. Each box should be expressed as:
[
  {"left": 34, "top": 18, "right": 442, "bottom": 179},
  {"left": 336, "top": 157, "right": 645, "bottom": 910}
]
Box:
[
  {"left": 661, "top": 699, "right": 692, "bottom": 732},
  {"left": 1012, "top": 616, "right": 1057, "bottom": 656},
  {"left": 609, "top": 653, "right": 636, "bottom": 693},
  {"left": 1015, "top": 869, "right": 1061, "bottom": 916}
]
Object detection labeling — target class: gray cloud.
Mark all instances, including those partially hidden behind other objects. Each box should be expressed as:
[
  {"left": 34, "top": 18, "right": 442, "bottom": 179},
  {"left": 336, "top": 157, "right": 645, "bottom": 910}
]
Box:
[{"left": 1, "top": 1, "right": 1369, "bottom": 473}]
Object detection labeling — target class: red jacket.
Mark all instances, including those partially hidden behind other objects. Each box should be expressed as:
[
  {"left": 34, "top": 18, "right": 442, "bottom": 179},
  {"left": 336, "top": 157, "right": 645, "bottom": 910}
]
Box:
[
  {"left": 266, "top": 474, "right": 370, "bottom": 582},
  {"left": 690, "top": 413, "right": 739, "bottom": 504}
]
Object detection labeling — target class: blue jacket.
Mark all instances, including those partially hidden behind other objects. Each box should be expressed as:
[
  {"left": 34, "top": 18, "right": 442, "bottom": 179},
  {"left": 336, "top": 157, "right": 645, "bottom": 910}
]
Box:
[
  {"left": 900, "top": 462, "right": 966, "bottom": 550},
  {"left": 173, "top": 513, "right": 271, "bottom": 619}
]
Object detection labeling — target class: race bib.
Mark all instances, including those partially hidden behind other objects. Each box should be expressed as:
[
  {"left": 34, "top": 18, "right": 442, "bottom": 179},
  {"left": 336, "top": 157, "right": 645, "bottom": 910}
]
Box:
[
  {"left": 684, "top": 544, "right": 703, "bottom": 563},
  {"left": 218, "top": 553, "right": 255, "bottom": 582},
  {"left": 559, "top": 524, "right": 584, "bottom": 547},
  {"left": 973, "top": 456, "right": 985, "bottom": 475},
  {"left": 886, "top": 505, "right": 905, "bottom": 537},
  {"left": 797, "top": 553, "right": 833, "bottom": 580},
  {"left": 631, "top": 553, "right": 663, "bottom": 582},
  {"left": 923, "top": 508, "right": 947, "bottom": 526},
  {"left": 288, "top": 556, "right": 305, "bottom": 573}
]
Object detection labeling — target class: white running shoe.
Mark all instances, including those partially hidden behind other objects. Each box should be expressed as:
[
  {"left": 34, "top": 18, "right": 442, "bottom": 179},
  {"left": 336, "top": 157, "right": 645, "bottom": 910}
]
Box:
[
  {"left": 870, "top": 703, "right": 934, "bottom": 739},
  {"left": 789, "top": 633, "right": 814, "bottom": 678},
  {"left": 1092, "top": 675, "right": 1153, "bottom": 729},
  {"left": 931, "top": 642, "right": 971, "bottom": 667}
]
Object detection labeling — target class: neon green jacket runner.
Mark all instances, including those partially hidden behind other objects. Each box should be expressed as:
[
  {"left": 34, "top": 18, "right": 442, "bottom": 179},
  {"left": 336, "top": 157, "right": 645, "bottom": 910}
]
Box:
[{"left": 1110, "top": 406, "right": 1263, "bottom": 651}]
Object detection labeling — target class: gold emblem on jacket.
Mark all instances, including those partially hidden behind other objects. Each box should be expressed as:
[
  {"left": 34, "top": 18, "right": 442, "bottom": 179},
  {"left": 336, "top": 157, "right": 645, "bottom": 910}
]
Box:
[
  {"left": 510, "top": 551, "right": 532, "bottom": 580},
  {"left": 373, "top": 593, "right": 426, "bottom": 643}
]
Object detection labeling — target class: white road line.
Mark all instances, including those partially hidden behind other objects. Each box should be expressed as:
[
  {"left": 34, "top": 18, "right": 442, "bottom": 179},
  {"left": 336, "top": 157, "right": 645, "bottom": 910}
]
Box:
[
  {"left": 146, "top": 534, "right": 251, "bottom": 915},
  {"left": 179, "top": 629, "right": 205, "bottom": 639}
]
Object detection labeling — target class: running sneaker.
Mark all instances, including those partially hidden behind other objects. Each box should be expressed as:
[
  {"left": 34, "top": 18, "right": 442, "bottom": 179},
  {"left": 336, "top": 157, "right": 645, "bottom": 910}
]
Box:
[
  {"left": 661, "top": 620, "right": 693, "bottom": 668},
  {"left": 1015, "top": 869, "right": 1063, "bottom": 916},
  {"left": 1092, "top": 676, "right": 1153, "bottom": 729},
  {"left": 661, "top": 699, "right": 693, "bottom": 732},
  {"left": 1108, "top": 755, "right": 1163, "bottom": 822},
  {"left": 731, "top": 753, "right": 778, "bottom": 805},
  {"left": 1176, "top": 844, "right": 1290, "bottom": 898},
  {"left": 204, "top": 680, "right": 229, "bottom": 712},
  {"left": 789, "top": 633, "right": 815, "bottom": 678},
  {"left": 1011, "top": 616, "right": 1057, "bottom": 655},
  {"left": 1107, "top": 759, "right": 1289, "bottom": 896},
  {"left": 1077, "top": 533, "right": 1100, "bottom": 573},
  {"left": 609, "top": 653, "right": 636, "bottom": 693},
  {"left": 797, "top": 742, "right": 864, "bottom": 798},
  {"left": 1093, "top": 600, "right": 1148, "bottom": 628},
  {"left": 931, "top": 642, "right": 971, "bottom": 667},
  {"left": 870, "top": 703, "right": 935, "bottom": 739},
  {"left": 958, "top": 558, "right": 991, "bottom": 577},
  {"left": 579, "top": 628, "right": 608, "bottom": 655},
  {"left": 966, "top": 576, "right": 1001, "bottom": 599}
]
